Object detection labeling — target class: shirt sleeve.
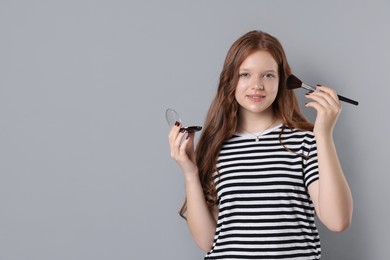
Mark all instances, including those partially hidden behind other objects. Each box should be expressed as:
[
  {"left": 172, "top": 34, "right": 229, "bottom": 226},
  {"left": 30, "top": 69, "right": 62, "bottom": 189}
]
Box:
[{"left": 302, "top": 133, "right": 319, "bottom": 188}]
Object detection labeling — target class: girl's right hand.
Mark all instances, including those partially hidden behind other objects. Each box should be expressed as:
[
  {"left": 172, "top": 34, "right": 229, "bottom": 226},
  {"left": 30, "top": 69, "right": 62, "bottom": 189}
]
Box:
[{"left": 168, "top": 122, "right": 198, "bottom": 176}]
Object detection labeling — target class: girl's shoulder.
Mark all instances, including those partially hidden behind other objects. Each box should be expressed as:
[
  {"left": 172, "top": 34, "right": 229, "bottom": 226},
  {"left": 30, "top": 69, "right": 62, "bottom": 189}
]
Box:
[
  {"left": 281, "top": 125, "right": 314, "bottom": 135},
  {"left": 279, "top": 125, "right": 316, "bottom": 141}
]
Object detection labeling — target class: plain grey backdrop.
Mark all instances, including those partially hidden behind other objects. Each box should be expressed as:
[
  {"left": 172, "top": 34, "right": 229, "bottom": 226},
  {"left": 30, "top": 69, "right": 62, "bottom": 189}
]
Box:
[{"left": 1, "top": 0, "right": 389, "bottom": 259}]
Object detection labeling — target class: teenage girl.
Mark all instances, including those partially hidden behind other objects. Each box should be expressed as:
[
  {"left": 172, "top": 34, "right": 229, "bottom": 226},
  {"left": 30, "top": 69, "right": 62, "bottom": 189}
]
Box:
[{"left": 168, "top": 30, "right": 353, "bottom": 259}]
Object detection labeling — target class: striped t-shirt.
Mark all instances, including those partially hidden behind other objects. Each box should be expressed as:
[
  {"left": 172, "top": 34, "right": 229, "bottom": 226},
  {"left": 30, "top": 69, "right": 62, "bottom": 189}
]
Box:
[{"left": 204, "top": 124, "right": 321, "bottom": 260}]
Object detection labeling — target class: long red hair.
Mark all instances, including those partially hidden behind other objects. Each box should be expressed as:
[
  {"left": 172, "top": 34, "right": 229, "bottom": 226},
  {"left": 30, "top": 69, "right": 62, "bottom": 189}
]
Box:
[{"left": 179, "top": 30, "right": 313, "bottom": 219}]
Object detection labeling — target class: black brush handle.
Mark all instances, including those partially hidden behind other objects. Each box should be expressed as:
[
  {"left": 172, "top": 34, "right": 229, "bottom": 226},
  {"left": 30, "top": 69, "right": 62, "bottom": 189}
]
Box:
[
  {"left": 338, "top": 94, "right": 359, "bottom": 106},
  {"left": 303, "top": 83, "right": 359, "bottom": 106}
]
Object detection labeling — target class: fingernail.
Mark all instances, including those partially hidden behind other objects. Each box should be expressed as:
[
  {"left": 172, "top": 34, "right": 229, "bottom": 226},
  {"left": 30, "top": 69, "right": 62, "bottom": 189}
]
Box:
[
  {"left": 180, "top": 129, "right": 186, "bottom": 133},
  {"left": 175, "top": 121, "right": 180, "bottom": 126},
  {"left": 186, "top": 135, "right": 190, "bottom": 140},
  {"left": 305, "top": 91, "right": 314, "bottom": 95},
  {"left": 316, "top": 84, "right": 322, "bottom": 86}
]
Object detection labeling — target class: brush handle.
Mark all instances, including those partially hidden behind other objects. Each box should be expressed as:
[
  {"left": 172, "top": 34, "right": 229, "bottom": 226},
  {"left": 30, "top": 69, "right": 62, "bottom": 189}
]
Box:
[
  {"left": 302, "top": 83, "right": 358, "bottom": 106},
  {"left": 337, "top": 95, "right": 359, "bottom": 106}
]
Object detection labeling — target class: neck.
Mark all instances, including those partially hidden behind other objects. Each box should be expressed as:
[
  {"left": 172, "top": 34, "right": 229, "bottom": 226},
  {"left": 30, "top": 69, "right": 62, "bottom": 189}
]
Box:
[{"left": 238, "top": 110, "right": 278, "bottom": 133}]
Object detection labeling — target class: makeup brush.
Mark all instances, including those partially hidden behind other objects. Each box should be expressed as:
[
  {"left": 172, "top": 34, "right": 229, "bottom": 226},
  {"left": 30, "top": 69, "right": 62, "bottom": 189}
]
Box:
[{"left": 286, "top": 74, "right": 359, "bottom": 106}]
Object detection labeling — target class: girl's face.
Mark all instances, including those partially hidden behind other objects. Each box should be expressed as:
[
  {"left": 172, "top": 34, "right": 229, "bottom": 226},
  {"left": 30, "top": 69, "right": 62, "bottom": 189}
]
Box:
[{"left": 235, "top": 50, "right": 279, "bottom": 118}]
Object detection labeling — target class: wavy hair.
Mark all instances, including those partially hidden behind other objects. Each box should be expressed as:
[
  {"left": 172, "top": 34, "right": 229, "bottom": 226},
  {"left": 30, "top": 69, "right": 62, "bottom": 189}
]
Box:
[{"left": 179, "top": 30, "right": 313, "bottom": 219}]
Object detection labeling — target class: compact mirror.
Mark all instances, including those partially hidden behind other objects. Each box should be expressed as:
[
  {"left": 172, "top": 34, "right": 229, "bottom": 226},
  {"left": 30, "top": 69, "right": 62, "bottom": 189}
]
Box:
[{"left": 165, "top": 108, "right": 202, "bottom": 132}]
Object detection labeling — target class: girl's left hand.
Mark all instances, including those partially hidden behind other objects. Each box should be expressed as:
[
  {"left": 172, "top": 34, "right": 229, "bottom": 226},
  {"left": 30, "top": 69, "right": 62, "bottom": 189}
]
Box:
[{"left": 305, "top": 85, "right": 342, "bottom": 137}]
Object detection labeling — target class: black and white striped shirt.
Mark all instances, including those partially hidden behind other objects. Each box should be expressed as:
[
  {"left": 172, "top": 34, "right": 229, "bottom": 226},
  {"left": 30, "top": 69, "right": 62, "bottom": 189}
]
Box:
[{"left": 204, "top": 125, "right": 321, "bottom": 260}]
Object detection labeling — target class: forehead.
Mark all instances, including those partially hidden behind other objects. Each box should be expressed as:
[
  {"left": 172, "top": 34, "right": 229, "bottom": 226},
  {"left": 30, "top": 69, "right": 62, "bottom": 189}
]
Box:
[{"left": 239, "top": 50, "right": 278, "bottom": 70}]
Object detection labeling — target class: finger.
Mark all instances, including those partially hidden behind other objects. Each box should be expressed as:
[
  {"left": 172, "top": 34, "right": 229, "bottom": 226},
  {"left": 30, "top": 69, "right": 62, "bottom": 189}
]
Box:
[
  {"left": 173, "top": 129, "right": 187, "bottom": 152},
  {"left": 305, "top": 94, "right": 342, "bottom": 121},
  {"left": 316, "top": 85, "right": 337, "bottom": 98},
  {"left": 168, "top": 122, "right": 185, "bottom": 158},
  {"left": 181, "top": 132, "right": 196, "bottom": 161},
  {"left": 168, "top": 121, "right": 182, "bottom": 145},
  {"left": 316, "top": 86, "right": 340, "bottom": 106},
  {"left": 170, "top": 134, "right": 187, "bottom": 159},
  {"left": 305, "top": 92, "right": 330, "bottom": 108},
  {"left": 184, "top": 131, "right": 195, "bottom": 152},
  {"left": 311, "top": 87, "right": 342, "bottom": 113},
  {"left": 305, "top": 100, "right": 325, "bottom": 111},
  {"left": 306, "top": 88, "right": 340, "bottom": 109},
  {"left": 180, "top": 134, "right": 191, "bottom": 153},
  {"left": 185, "top": 131, "right": 195, "bottom": 146}
]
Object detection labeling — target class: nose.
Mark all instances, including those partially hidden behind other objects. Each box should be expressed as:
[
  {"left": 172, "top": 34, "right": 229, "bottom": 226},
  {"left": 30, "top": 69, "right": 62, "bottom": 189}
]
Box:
[{"left": 252, "top": 77, "right": 265, "bottom": 91}]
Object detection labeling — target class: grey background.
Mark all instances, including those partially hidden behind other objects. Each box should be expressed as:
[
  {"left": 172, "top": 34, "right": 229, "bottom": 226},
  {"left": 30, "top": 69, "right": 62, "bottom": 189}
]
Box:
[{"left": 0, "top": 0, "right": 389, "bottom": 259}]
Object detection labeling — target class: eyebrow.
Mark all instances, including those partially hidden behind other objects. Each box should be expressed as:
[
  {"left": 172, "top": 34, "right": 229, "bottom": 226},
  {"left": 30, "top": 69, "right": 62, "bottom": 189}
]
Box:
[{"left": 238, "top": 68, "right": 278, "bottom": 73}]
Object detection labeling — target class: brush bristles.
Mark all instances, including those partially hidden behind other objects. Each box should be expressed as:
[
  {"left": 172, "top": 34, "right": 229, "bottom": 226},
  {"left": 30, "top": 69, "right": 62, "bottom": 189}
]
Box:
[{"left": 286, "top": 74, "right": 303, "bottom": 90}]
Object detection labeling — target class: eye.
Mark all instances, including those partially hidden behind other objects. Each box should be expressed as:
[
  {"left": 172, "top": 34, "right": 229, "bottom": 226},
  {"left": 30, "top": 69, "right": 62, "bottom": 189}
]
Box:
[
  {"left": 239, "top": 72, "right": 250, "bottom": 78},
  {"left": 263, "top": 73, "right": 276, "bottom": 79}
]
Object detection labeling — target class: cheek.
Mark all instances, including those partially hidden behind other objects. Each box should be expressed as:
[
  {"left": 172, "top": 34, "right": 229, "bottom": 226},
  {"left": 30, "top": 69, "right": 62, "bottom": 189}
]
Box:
[
  {"left": 266, "top": 83, "right": 279, "bottom": 102},
  {"left": 234, "top": 88, "right": 240, "bottom": 102},
  {"left": 235, "top": 81, "right": 243, "bottom": 94},
  {"left": 271, "top": 85, "right": 279, "bottom": 95},
  {"left": 270, "top": 82, "right": 279, "bottom": 94},
  {"left": 234, "top": 84, "right": 246, "bottom": 104},
  {"left": 235, "top": 80, "right": 249, "bottom": 94}
]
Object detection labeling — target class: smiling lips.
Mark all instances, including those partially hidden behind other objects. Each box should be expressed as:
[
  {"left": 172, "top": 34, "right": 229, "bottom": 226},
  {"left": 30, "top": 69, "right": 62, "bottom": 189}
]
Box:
[{"left": 247, "top": 94, "right": 265, "bottom": 102}]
